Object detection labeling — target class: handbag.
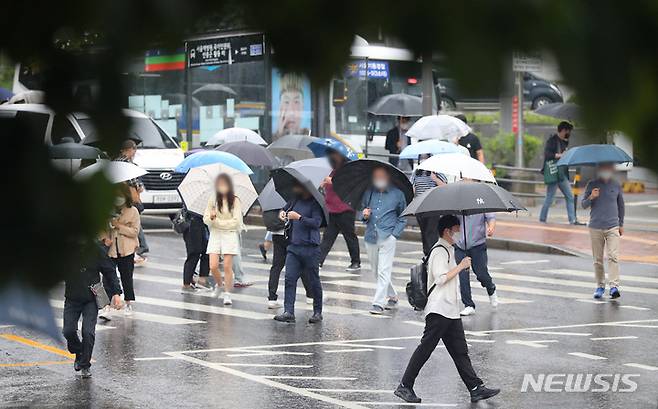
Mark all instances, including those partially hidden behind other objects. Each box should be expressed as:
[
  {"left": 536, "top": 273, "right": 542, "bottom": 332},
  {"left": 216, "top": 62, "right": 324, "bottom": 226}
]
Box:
[
  {"left": 90, "top": 281, "right": 110, "bottom": 310},
  {"left": 172, "top": 209, "right": 191, "bottom": 234},
  {"left": 543, "top": 159, "right": 559, "bottom": 184}
]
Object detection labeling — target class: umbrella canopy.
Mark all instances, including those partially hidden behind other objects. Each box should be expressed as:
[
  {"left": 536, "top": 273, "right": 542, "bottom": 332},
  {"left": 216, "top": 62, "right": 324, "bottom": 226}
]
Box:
[
  {"left": 367, "top": 93, "right": 425, "bottom": 117},
  {"left": 308, "top": 138, "right": 359, "bottom": 161},
  {"left": 177, "top": 163, "right": 257, "bottom": 216},
  {"left": 257, "top": 179, "right": 286, "bottom": 211},
  {"left": 216, "top": 141, "right": 278, "bottom": 168},
  {"left": 271, "top": 167, "right": 328, "bottom": 226},
  {"left": 75, "top": 160, "right": 147, "bottom": 184},
  {"left": 399, "top": 139, "right": 464, "bottom": 160},
  {"left": 406, "top": 115, "right": 471, "bottom": 141},
  {"left": 207, "top": 127, "right": 267, "bottom": 146},
  {"left": 534, "top": 102, "right": 581, "bottom": 121},
  {"left": 48, "top": 137, "right": 102, "bottom": 159},
  {"left": 418, "top": 153, "right": 496, "bottom": 183},
  {"left": 0, "top": 87, "right": 13, "bottom": 102},
  {"left": 175, "top": 150, "right": 253, "bottom": 174},
  {"left": 556, "top": 144, "right": 633, "bottom": 167},
  {"left": 284, "top": 157, "right": 332, "bottom": 187},
  {"left": 402, "top": 182, "right": 525, "bottom": 217},
  {"left": 332, "top": 159, "right": 414, "bottom": 209},
  {"left": 267, "top": 134, "right": 318, "bottom": 162}
]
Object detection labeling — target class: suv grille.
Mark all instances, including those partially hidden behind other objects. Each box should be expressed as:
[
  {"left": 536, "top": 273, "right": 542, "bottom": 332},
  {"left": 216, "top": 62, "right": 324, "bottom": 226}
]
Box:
[{"left": 141, "top": 170, "right": 185, "bottom": 191}]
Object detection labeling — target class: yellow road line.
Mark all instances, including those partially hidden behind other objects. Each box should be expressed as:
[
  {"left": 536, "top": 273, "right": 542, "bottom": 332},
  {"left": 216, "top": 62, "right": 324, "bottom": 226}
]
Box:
[
  {"left": 0, "top": 360, "right": 72, "bottom": 368},
  {"left": 0, "top": 334, "right": 74, "bottom": 359}
]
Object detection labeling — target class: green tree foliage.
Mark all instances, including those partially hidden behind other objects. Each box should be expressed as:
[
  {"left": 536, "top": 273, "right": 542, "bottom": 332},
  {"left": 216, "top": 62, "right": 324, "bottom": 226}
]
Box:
[{"left": 484, "top": 132, "right": 542, "bottom": 169}]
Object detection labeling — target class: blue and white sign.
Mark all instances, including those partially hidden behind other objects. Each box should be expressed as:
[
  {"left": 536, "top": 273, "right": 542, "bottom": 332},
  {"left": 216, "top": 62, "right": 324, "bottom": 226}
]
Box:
[{"left": 346, "top": 60, "right": 389, "bottom": 80}]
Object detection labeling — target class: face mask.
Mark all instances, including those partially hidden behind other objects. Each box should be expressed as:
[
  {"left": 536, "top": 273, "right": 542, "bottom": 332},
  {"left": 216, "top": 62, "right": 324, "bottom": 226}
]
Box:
[
  {"left": 114, "top": 196, "right": 126, "bottom": 207},
  {"left": 598, "top": 170, "right": 613, "bottom": 180},
  {"left": 373, "top": 179, "right": 388, "bottom": 190},
  {"left": 451, "top": 230, "right": 461, "bottom": 242},
  {"left": 218, "top": 186, "right": 229, "bottom": 195}
]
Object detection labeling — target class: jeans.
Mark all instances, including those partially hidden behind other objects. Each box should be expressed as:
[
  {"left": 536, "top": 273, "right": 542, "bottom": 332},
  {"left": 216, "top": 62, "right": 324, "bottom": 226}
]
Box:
[
  {"left": 455, "top": 244, "right": 495, "bottom": 309},
  {"left": 268, "top": 235, "right": 313, "bottom": 300},
  {"left": 540, "top": 178, "right": 576, "bottom": 224},
  {"left": 416, "top": 213, "right": 440, "bottom": 256},
  {"left": 137, "top": 228, "right": 149, "bottom": 256},
  {"left": 283, "top": 244, "right": 322, "bottom": 315},
  {"left": 233, "top": 234, "right": 246, "bottom": 283},
  {"left": 401, "top": 313, "right": 482, "bottom": 390},
  {"left": 62, "top": 298, "right": 98, "bottom": 370},
  {"left": 365, "top": 235, "right": 398, "bottom": 308},
  {"left": 112, "top": 254, "right": 135, "bottom": 301},
  {"left": 319, "top": 211, "right": 361, "bottom": 265}
]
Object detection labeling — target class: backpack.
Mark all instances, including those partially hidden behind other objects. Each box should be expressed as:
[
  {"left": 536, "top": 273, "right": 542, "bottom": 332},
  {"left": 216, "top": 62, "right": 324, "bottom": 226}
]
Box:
[
  {"left": 172, "top": 209, "right": 191, "bottom": 234},
  {"left": 406, "top": 243, "right": 450, "bottom": 311}
]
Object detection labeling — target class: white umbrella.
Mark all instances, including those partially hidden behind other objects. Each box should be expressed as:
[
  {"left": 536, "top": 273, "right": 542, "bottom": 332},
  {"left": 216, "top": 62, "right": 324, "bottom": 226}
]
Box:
[
  {"left": 207, "top": 127, "right": 267, "bottom": 146},
  {"left": 406, "top": 115, "right": 471, "bottom": 141},
  {"left": 418, "top": 153, "right": 496, "bottom": 183},
  {"left": 75, "top": 160, "right": 147, "bottom": 184},
  {"left": 177, "top": 163, "right": 257, "bottom": 215}
]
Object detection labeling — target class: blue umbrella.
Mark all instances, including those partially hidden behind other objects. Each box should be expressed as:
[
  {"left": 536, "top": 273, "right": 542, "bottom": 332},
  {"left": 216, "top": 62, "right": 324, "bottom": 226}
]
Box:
[
  {"left": 175, "top": 150, "right": 253, "bottom": 174},
  {"left": 0, "top": 87, "right": 13, "bottom": 102},
  {"left": 308, "top": 138, "right": 359, "bottom": 161},
  {"left": 399, "top": 140, "right": 462, "bottom": 159},
  {"left": 556, "top": 144, "right": 632, "bottom": 167}
]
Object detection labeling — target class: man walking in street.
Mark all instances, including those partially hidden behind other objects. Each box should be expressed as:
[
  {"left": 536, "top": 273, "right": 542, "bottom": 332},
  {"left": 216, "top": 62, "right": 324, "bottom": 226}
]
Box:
[
  {"left": 455, "top": 213, "right": 498, "bottom": 316},
  {"left": 582, "top": 163, "right": 625, "bottom": 299},
  {"left": 319, "top": 148, "right": 361, "bottom": 271},
  {"left": 385, "top": 116, "right": 412, "bottom": 168},
  {"left": 361, "top": 165, "right": 407, "bottom": 315},
  {"left": 394, "top": 215, "right": 500, "bottom": 404},
  {"left": 539, "top": 122, "right": 580, "bottom": 225},
  {"left": 455, "top": 114, "right": 485, "bottom": 163}
]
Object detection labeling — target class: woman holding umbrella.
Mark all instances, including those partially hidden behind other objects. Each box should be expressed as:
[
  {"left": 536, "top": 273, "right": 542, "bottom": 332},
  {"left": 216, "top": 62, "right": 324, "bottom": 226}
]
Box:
[{"left": 203, "top": 174, "right": 245, "bottom": 306}]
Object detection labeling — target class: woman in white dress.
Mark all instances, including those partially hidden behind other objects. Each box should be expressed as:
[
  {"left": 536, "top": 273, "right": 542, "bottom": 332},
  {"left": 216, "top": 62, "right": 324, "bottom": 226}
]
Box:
[{"left": 203, "top": 173, "right": 244, "bottom": 305}]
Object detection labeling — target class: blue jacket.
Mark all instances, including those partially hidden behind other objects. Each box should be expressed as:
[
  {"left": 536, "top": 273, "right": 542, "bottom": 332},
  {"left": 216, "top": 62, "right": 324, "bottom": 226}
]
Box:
[
  {"left": 361, "top": 186, "right": 407, "bottom": 244},
  {"left": 287, "top": 197, "right": 324, "bottom": 246}
]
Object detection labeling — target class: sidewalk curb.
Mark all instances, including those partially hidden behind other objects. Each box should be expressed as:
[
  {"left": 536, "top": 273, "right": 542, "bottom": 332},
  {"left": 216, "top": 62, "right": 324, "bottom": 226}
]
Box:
[{"left": 245, "top": 214, "right": 582, "bottom": 258}]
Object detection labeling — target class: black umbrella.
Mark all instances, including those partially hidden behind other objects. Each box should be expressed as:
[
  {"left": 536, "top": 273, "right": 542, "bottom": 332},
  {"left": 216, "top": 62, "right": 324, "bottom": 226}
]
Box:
[
  {"left": 331, "top": 159, "right": 414, "bottom": 209},
  {"left": 401, "top": 182, "right": 526, "bottom": 247},
  {"left": 271, "top": 167, "right": 328, "bottom": 227},
  {"left": 367, "top": 93, "right": 427, "bottom": 117},
  {"left": 48, "top": 137, "right": 102, "bottom": 160},
  {"left": 216, "top": 141, "right": 278, "bottom": 167},
  {"left": 534, "top": 102, "right": 581, "bottom": 121}
]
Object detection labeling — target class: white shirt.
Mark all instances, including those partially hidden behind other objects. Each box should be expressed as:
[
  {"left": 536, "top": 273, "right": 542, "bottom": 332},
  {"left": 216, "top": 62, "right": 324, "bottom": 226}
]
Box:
[{"left": 424, "top": 238, "right": 462, "bottom": 319}]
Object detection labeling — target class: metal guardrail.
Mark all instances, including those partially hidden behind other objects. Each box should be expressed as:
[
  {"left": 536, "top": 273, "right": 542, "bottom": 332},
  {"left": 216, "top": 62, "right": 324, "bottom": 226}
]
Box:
[{"left": 492, "top": 163, "right": 578, "bottom": 199}]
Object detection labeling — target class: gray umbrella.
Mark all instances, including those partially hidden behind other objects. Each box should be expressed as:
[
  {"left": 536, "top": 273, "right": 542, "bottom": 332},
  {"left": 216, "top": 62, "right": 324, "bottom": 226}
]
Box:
[
  {"left": 216, "top": 141, "right": 278, "bottom": 167},
  {"left": 368, "top": 93, "right": 427, "bottom": 117},
  {"left": 267, "top": 134, "right": 319, "bottom": 162},
  {"left": 534, "top": 102, "right": 581, "bottom": 121},
  {"left": 48, "top": 137, "right": 102, "bottom": 159},
  {"left": 271, "top": 167, "right": 329, "bottom": 227},
  {"left": 257, "top": 179, "right": 286, "bottom": 211}
]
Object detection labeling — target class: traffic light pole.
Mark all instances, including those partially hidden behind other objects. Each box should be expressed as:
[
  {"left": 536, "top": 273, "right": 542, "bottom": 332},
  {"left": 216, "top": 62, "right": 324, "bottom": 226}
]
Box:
[{"left": 514, "top": 71, "right": 524, "bottom": 167}]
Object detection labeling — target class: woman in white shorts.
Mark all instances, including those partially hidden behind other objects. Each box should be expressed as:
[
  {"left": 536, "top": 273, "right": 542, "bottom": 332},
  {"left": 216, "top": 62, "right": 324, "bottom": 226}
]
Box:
[{"left": 203, "top": 173, "right": 244, "bottom": 305}]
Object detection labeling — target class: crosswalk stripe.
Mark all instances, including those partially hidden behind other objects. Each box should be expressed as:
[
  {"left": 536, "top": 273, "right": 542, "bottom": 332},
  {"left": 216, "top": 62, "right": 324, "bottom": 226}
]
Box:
[
  {"left": 568, "top": 352, "right": 607, "bottom": 360},
  {"left": 250, "top": 283, "right": 374, "bottom": 304},
  {"left": 623, "top": 363, "right": 658, "bottom": 371},
  {"left": 137, "top": 296, "right": 272, "bottom": 320},
  {"left": 54, "top": 318, "right": 114, "bottom": 332},
  {"left": 540, "top": 268, "right": 658, "bottom": 285},
  {"left": 500, "top": 260, "right": 549, "bottom": 265},
  {"left": 241, "top": 260, "right": 358, "bottom": 279}
]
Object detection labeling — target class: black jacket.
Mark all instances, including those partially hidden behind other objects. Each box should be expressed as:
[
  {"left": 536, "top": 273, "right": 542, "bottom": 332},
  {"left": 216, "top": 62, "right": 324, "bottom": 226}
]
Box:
[
  {"left": 64, "top": 244, "right": 122, "bottom": 302},
  {"left": 544, "top": 134, "right": 569, "bottom": 162},
  {"left": 384, "top": 127, "right": 410, "bottom": 154}
]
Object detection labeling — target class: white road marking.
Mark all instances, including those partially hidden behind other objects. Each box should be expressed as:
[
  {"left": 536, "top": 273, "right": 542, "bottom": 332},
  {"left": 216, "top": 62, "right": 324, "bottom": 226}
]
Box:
[
  {"left": 576, "top": 299, "right": 607, "bottom": 305},
  {"left": 625, "top": 200, "right": 658, "bottom": 207},
  {"left": 590, "top": 336, "right": 638, "bottom": 341},
  {"left": 568, "top": 352, "right": 607, "bottom": 360},
  {"left": 306, "top": 389, "right": 393, "bottom": 393},
  {"left": 353, "top": 402, "right": 457, "bottom": 407},
  {"left": 216, "top": 363, "right": 314, "bottom": 368},
  {"left": 517, "top": 330, "right": 591, "bottom": 336},
  {"left": 137, "top": 296, "right": 272, "bottom": 320},
  {"left": 324, "top": 343, "right": 405, "bottom": 350},
  {"left": 621, "top": 305, "right": 651, "bottom": 311},
  {"left": 500, "top": 259, "right": 549, "bottom": 265},
  {"left": 624, "top": 363, "right": 658, "bottom": 371},
  {"left": 242, "top": 260, "right": 359, "bottom": 278},
  {"left": 225, "top": 350, "right": 313, "bottom": 358},
  {"left": 134, "top": 356, "right": 181, "bottom": 361},
  {"left": 614, "top": 324, "right": 658, "bottom": 328},
  {"left": 540, "top": 268, "right": 658, "bottom": 285},
  {"left": 262, "top": 376, "right": 358, "bottom": 381},
  {"left": 467, "top": 319, "right": 658, "bottom": 336},
  {"left": 506, "top": 340, "right": 557, "bottom": 348},
  {"left": 324, "top": 348, "right": 374, "bottom": 353}
]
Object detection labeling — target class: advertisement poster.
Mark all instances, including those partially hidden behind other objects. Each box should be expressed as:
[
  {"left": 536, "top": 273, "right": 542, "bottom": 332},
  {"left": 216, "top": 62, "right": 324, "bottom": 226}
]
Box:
[{"left": 271, "top": 68, "right": 312, "bottom": 141}]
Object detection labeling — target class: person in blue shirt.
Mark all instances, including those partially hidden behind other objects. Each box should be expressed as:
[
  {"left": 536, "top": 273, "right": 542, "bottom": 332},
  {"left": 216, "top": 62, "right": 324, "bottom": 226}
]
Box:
[
  {"left": 273, "top": 181, "right": 325, "bottom": 324},
  {"left": 361, "top": 165, "right": 408, "bottom": 314}
]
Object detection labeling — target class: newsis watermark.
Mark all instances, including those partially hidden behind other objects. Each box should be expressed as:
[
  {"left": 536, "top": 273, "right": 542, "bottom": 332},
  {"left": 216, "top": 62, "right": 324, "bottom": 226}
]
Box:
[{"left": 521, "top": 373, "right": 640, "bottom": 393}]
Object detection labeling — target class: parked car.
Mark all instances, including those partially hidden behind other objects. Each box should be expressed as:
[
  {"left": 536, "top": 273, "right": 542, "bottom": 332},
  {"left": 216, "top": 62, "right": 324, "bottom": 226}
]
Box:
[
  {"left": 0, "top": 103, "right": 185, "bottom": 214},
  {"left": 436, "top": 71, "right": 564, "bottom": 111}
]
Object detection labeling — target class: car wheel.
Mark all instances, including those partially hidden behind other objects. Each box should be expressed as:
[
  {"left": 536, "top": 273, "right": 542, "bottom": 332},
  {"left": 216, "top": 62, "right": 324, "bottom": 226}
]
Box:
[
  {"left": 532, "top": 96, "right": 553, "bottom": 109},
  {"left": 439, "top": 97, "right": 456, "bottom": 112}
]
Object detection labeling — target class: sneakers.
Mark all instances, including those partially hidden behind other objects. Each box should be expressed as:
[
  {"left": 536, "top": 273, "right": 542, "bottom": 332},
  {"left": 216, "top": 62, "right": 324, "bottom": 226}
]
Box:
[
  {"left": 394, "top": 384, "right": 421, "bottom": 403},
  {"left": 460, "top": 306, "right": 476, "bottom": 316},
  {"left": 258, "top": 244, "right": 268, "bottom": 261},
  {"left": 234, "top": 281, "right": 253, "bottom": 288},
  {"left": 489, "top": 292, "right": 499, "bottom": 308},
  {"left": 593, "top": 287, "right": 605, "bottom": 299},
  {"left": 273, "top": 312, "right": 296, "bottom": 323},
  {"left": 610, "top": 287, "right": 621, "bottom": 299},
  {"left": 80, "top": 368, "right": 92, "bottom": 378},
  {"left": 181, "top": 285, "right": 197, "bottom": 293},
  {"left": 345, "top": 262, "right": 361, "bottom": 272},
  {"left": 222, "top": 293, "right": 232, "bottom": 306},
  {"left": 98, "top": 305, "right": 112, "bottom": 321},
  {"left": 124, "top": 303, "right": 134, "bottom": 316},
  {"left": 73, "top": 354, "right": 82, "bottom": 372},
  {"left": 470, "top": 384, "right": 500, "bottom": 402},
  {"left": 267, "top": 300, "right": 282, "bottom": 309},
  {"left": 370, "top": 305, "right": 385, "bottom": 315},
  {"left": 385, "top": 298, "right": 399, "bottom": 310},
  {"left": 308, "top": 313, "right": 323, "bottom": 324},
  {"left": 134, "top": 254, "right": 147, "bottom": 267}
]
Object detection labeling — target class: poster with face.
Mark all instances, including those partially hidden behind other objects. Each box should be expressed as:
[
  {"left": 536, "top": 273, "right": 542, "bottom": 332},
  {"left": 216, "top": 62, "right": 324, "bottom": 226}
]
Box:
[{"left": 271, "top": 68, "right": 312, "bottom": 141}]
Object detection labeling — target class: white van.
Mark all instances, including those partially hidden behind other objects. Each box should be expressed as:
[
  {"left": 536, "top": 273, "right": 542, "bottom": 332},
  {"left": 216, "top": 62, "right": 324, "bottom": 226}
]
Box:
[{"left": 0, "top": 103, "right": 185, "bottom": 214}]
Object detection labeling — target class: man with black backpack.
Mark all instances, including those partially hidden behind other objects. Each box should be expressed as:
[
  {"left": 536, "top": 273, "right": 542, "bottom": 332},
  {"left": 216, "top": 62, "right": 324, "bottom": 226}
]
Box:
[{"left": 395, "top": 215, "right": 500, "bottom": 404}]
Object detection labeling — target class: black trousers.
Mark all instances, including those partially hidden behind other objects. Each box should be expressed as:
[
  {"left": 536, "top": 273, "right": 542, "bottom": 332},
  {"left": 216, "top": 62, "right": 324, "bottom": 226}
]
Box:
[
  {"left": 416, "top": 214, "right": 441, "bottom": 256},
  {"left": 319, "top": 211, "right": 361, "bottom": 265},
  {"left": 268, "top": 235, "right": 313, "bottom": 301},
  {"left": 183, "top": 218, "right": 210, "bottom": 285},
  {"left": 113, "top": 254, "right": 135, "bottom": 301},
  {"left": 62, "top": 298, "right": 98, "bottom": 369},
  {"left": 401, "top": 313, "right": 482, "bottom": 390}
]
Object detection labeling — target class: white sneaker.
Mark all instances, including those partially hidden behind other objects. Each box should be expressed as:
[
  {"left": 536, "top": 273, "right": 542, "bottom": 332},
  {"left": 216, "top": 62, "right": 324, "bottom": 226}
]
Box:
[
  {"left": 98, "top": 305, "right": 112, "bottom": 321},
  {"left": 213, "top": 286, "right": 223, "bottom": 298},
  {"left": 267, "top": 300, "right": 282, "bottom": 309},
  {"left": 124, "top": 303, "right": 134, "bottom": 316},
  {"left": 222, "top": 293, "right": 232, "bottom": 306},
  {"left": 489, "top": 292, "right": 499, "bottom": 308},
  {"left": 306, "top": 297, "right": 314, "bottom": 305},
  {"left": 460, "top": 306, "right": 476, "bottom": 316}
]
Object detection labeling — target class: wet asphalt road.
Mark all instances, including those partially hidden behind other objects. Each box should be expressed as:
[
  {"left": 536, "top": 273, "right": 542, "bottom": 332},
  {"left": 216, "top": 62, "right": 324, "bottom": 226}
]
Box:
[{"left": 2, "top": 217, "right": 658, "bottom": 409}]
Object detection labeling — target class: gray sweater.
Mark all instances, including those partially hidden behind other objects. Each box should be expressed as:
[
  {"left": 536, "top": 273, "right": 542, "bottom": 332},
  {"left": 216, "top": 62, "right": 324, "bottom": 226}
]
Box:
[{"left": 581, "top": 178, "right": 625, "bottom": 229}]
